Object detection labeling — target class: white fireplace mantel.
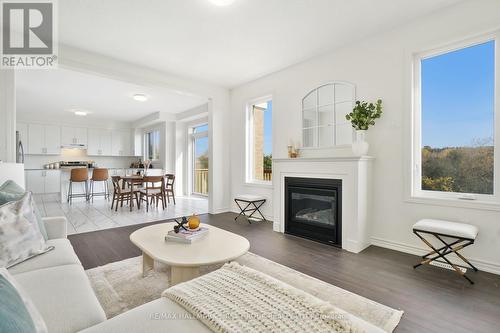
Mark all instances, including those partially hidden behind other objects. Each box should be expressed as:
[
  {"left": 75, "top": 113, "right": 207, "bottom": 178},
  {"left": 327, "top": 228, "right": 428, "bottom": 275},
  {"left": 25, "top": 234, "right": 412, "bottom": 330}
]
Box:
[{"left": 272, "top": 156, "right": 374, "bottom": 253}]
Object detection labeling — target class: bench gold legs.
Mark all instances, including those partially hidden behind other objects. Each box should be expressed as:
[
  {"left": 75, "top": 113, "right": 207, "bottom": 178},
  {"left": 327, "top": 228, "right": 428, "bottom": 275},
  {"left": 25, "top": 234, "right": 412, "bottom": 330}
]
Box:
[{"left": 413, "top": 229, "right": 478, "bottom": 284}]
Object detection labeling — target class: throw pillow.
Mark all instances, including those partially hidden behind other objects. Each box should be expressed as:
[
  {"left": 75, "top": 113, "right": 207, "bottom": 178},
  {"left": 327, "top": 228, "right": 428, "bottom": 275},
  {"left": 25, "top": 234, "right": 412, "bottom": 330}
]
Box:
[
  {"left": 0, "top": 268, "right": 48, "bottom": 333},
  {"left": 0, "top": 180, "right": 48, "bottom": 240},
  {"left": 0, "top": 192, "right": 51, "bottom": 268}
]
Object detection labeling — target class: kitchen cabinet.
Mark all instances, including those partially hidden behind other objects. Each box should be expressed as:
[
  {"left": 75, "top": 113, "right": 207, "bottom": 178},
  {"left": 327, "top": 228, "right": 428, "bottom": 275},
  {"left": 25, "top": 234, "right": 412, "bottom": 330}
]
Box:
[
  {"left": 112, "top": 129, "right": 133, "bottom": 156},
  {"left": 27, "top": 124, "right": 61, "bottom": 155},
  {"left": 25, "top": 170, "right": 61, "bottom": 194},
  {"left": 61, "top": 126, "right": 87, "bottom": 147},
  {"left": 44, "top": 170, "right": 61, "bottom": 193},
  {"left": 87, "top": 128, "right": 112, "bottom": 156}
]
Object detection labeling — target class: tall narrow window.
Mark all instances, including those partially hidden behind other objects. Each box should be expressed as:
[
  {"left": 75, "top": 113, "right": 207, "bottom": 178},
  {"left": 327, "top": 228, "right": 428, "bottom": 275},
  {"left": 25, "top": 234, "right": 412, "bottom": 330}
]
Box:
[
  {"left": 414, "top": 38, "right": 497, "bottom": 199},
  {"left": 247, "top": 97, "right": 272, "bottom": 183},
  {"left": 192, "top": 124, "right": 208, "bottom": 195},
  {"left": 144, "top": 130, "right": 160, "bottom": 161}
]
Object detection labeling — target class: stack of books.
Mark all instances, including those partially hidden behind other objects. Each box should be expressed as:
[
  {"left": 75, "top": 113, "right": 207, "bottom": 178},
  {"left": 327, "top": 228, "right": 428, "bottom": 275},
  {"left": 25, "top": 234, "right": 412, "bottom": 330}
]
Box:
[{"left": 165, "top": 227, "right": 209, "bottom": 244}]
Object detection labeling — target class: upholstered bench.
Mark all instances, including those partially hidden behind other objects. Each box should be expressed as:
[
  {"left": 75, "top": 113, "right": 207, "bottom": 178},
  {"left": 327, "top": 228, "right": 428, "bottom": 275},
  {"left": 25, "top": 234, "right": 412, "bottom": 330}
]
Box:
[
  {"left": 234, "top": 194, "right": 267, "bottom": 223},
  {"left": 412, "top": 219, "right": 479, "bottom": 284}
]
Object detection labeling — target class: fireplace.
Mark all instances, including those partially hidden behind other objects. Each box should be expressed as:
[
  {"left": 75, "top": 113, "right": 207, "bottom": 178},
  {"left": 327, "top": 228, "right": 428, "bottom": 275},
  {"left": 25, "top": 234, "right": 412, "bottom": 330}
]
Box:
[{"left": 284, "top": 177, "right": 342, "bottom": 247}]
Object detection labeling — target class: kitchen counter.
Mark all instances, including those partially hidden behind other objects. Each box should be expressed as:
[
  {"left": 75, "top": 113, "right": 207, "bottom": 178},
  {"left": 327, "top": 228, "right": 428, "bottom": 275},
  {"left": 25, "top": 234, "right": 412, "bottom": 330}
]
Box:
[
  {"left": 24, "top": 167, "right": 164, "bottom": 202},
  {"left": 25, "top": 168, "right": 61, "bottom": 171},
  {"left": 59, "top": 168, "right": 164, "bottom": 203}
]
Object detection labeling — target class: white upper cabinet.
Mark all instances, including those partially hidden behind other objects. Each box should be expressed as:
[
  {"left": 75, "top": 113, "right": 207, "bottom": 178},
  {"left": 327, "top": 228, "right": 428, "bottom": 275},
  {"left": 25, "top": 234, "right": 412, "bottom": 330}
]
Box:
[
  {"left": 23, "top": 122, "right": 138, "bottom": 157},
  {"left": 111, "top": 129, "right": 133, "bottom": 156},
  {"left": 27, "top": 124, "right": 61, "bottom": 155},
  {"left": 88, "top": 128, "right": 113, "bottom": 156},
  {"left": 61, "top": 126, "right": 87, "bottom": 147}
]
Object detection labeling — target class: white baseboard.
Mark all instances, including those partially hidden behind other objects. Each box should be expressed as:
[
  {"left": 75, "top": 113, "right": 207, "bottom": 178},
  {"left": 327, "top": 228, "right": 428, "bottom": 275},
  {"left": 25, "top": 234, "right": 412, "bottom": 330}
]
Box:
[
  {"left": 229, "top": 209, "right": 274, "bottom": 222},
  {"left": 210, "top": 207, "right": 230, "bottom": 215},
  {"left": 371, "top": 236, "right": 500, "bottom": 275}
]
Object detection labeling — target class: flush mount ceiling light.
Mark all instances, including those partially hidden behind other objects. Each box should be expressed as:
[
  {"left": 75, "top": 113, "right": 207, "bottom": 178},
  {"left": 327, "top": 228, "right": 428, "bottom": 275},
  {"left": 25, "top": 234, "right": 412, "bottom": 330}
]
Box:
[
  {"left": 208, "top": 0, "right": 235, "bottom": 6},
  {"left": 67, "top": 109, "right": 91, "bottom": 116},
  {"left": 133, "top": 93, "right": 148, "bottom": 102}
]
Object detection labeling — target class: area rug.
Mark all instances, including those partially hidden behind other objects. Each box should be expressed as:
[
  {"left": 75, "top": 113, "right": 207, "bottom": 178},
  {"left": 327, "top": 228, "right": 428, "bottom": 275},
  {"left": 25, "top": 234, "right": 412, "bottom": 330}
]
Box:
[{"left": 85, "top": 252, "right": 403, "bottom": 332}]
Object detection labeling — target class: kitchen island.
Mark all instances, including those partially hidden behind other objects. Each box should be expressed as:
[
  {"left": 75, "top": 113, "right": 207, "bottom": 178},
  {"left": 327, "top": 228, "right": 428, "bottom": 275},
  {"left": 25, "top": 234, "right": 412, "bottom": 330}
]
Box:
[{"left": 24, "top": 167, "right": 164, "bottom": 203}]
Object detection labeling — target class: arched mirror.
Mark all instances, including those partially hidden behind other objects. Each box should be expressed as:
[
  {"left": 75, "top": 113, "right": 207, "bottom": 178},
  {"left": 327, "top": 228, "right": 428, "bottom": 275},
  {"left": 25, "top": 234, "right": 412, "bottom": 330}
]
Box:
[{"left": 302, "top": 82, "right": 355, "bottom": 148}]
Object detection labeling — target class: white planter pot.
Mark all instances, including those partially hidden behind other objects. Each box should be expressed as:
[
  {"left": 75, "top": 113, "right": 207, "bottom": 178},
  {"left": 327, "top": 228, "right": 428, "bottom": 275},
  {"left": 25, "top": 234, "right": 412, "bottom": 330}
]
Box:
[{"left": 352, "top": 130, "right": 369, "bottom": 156}]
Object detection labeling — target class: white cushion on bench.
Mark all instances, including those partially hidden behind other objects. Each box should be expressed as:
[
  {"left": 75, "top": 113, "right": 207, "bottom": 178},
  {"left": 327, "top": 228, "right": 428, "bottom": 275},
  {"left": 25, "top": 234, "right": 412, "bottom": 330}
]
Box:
[
  {"left": 235, "top": 194, "right": 266, "bottom": 202},
  {"left": 413, "top": 219, "right": 478, "bottom": 239}
]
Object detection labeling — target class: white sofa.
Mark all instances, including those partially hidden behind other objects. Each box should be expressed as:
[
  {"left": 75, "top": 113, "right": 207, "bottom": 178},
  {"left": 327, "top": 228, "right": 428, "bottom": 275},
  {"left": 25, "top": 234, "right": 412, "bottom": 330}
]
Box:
[
  {"left": 8, "top": 217, "right": 383, "bottom": 333},
  {"left": 8, "top": 216, "right": 212, "bottom": 333}
]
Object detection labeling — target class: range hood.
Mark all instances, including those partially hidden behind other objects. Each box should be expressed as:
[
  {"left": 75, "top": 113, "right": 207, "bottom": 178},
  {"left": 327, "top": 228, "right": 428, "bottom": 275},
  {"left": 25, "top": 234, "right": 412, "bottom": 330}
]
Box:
[{"left": 61, "top": 144, "right": 87, "bottom": 149}]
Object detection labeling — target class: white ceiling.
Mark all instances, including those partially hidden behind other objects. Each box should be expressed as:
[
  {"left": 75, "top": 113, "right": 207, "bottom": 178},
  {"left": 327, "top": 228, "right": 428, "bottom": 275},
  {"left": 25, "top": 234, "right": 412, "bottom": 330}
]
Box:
[
  {"left": 16, "top": 68, "right": 208, "bottom": 122},
  {"left": 59, "top": 0, "right": 461, "bottom": 87}
]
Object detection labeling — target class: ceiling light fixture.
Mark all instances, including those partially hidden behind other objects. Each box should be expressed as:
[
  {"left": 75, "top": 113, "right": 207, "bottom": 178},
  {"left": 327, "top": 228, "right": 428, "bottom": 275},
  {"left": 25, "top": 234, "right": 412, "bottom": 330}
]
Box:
[
  {"left": 133, "top": 93, "right": 148, "bottom": 102},
  {"left": 74, "top": 111, "right": 88, "bottom": 116},
  {"left": 208, "top": 0, "right": 235, "bottom": 6}
]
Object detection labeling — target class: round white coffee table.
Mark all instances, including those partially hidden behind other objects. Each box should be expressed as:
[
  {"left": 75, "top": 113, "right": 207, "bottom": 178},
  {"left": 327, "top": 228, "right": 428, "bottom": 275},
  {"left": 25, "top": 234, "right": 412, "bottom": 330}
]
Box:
[{"left": 130, "top": 222, "right": 250, "bottom": 285}]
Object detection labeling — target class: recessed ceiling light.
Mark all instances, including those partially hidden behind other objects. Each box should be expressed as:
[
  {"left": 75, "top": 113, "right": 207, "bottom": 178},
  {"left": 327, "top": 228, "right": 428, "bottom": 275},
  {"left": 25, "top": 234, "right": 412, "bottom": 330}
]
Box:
[
  {"left": 133, "top": 93, "right": 148, "bottom": 102},
  {"left": 208, "top": 0, "right": 235, "bottom": 6},
  {"left": 74, "top": 111, "right": 88, "bottom": 116}
]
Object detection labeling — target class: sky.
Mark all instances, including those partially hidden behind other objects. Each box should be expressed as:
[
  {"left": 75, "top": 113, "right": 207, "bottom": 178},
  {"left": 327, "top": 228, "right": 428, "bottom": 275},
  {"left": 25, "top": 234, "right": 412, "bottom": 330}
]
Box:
[
  {"left": 194, "top": 124, "right": 208, "bottom": 164},
  {"left": 421, "top": 40, "right": 495, "bottom": 148}
]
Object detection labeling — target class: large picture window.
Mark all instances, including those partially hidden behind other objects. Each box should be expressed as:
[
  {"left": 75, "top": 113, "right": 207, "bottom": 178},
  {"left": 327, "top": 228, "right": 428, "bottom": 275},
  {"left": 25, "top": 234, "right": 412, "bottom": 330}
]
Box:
[
  {"left": 246, "top": 97, "right": 273, "bottom": 183},
  {"left": 413, "top": 36, "right": 498, "bottom": 201}
]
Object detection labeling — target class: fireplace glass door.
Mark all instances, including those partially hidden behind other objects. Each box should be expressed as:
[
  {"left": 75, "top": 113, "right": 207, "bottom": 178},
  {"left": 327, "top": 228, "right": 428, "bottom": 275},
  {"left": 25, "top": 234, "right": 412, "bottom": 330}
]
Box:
[{"left": 285, "top": 177, "right": 341, "bottom": 246}]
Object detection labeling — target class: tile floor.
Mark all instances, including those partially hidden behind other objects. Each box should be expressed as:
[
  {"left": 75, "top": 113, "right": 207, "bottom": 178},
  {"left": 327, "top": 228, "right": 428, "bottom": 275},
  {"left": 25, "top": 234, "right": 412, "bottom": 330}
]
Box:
[{"left": 34, "top": 193, "right": 209, "bottom": 235}]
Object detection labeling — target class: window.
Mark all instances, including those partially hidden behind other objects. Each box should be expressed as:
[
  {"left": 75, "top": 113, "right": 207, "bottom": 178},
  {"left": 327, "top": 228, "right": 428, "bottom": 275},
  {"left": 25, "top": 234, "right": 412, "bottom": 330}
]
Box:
[
  {"left": 192, "top": 124, "right": 208, "bottom": 195},
  {"left": 413, "top": 37, "right": 498, "bottom": 201},
  {"left": 144, "top": 130, "right": 160, "bottom": 161},
  {"left": 246, "top": 97, "right": 273, "bottom": 183}
]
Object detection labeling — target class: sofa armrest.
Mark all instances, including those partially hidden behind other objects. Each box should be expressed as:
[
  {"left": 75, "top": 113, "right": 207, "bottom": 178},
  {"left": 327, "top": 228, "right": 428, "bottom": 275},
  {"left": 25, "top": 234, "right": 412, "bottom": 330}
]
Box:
[{"left": 42, "top": 216, "right": 68, "bottom": 239}]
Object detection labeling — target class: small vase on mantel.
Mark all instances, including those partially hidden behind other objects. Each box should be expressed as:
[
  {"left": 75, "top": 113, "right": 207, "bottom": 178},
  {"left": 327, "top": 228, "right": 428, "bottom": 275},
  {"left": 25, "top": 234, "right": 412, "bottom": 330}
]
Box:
[{"left": 352, "top": 130, "right": 369, "bottom": 156}]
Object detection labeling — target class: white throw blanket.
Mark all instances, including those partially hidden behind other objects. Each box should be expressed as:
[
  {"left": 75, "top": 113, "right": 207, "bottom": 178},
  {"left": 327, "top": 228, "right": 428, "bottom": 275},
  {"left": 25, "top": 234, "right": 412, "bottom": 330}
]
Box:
[{"left": 163, "top": 262, "right": 362, "bottom": 333}]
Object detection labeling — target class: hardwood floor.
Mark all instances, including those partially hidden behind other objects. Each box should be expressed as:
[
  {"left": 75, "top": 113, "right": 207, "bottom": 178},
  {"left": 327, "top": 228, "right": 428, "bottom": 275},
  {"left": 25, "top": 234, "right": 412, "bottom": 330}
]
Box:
[{"left": 69, "top": 212, "right": 500, "bottom": 333}]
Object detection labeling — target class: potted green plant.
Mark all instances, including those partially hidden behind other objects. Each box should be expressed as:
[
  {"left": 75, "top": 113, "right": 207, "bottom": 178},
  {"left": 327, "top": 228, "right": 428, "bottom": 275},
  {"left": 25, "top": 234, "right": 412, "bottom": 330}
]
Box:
[{"left": 345, "top": 99, "right": 383, "bottom": 156}]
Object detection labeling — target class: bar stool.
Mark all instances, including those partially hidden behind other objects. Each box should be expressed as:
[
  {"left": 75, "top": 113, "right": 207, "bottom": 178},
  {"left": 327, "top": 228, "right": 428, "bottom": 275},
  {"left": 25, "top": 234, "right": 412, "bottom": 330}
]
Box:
[
  {"left": 90, "top": 168, "right": 109, "bottom": 202},
  {"left": 67, "top": 168, "right": 89, "bottom": 205}
]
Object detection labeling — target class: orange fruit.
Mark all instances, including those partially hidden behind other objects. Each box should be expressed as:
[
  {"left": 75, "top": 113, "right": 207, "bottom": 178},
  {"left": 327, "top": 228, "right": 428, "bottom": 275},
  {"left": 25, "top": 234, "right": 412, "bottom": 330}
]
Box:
[{"left": 188, "top": 214, "right": 200, "bottom": 229}]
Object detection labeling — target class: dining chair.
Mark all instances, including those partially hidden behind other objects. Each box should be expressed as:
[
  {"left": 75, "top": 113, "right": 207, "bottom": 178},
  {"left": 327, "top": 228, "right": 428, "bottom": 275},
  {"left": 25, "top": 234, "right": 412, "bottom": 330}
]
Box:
[
  {"left": 138, "top": 176, "right": 166, "bottom": 212},
  {"left": 164, "top": 174, "right": 176, "bottom": 205},
  {"left": 111, "top": 176, "right": 139, "bottom": 211}
]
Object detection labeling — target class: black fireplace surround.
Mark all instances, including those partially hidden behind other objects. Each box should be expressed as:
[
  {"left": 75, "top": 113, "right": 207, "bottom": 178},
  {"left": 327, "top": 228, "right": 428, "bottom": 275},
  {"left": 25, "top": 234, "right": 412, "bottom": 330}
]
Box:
[{"left": 284, "top": 177, "right": 342, "bottom": 247}]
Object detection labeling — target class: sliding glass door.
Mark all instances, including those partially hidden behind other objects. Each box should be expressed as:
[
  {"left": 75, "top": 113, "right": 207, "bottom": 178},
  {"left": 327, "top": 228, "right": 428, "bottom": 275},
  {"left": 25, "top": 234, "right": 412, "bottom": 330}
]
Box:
[{"left": 192, "top": 124, "right": 208, "bottom": 195}]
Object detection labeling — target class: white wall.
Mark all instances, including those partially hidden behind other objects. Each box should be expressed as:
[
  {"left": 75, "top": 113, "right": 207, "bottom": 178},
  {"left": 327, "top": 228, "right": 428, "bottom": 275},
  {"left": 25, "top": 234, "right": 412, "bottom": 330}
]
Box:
[
  {"left": 0, "top": 70, "right": 16, "bottom": 162},
  {"left": 230, "top": 0, "right": 500, "bottom": 273}
]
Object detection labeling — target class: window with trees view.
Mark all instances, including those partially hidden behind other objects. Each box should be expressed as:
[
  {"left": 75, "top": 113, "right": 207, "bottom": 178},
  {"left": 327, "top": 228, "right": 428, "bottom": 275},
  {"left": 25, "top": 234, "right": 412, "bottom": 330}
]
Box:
[
  {"left": 414, "top": 37, "right": 497, "bottom": 199},
  {"left": 247, "top": 97, "right": 272, "bottom": 183}
]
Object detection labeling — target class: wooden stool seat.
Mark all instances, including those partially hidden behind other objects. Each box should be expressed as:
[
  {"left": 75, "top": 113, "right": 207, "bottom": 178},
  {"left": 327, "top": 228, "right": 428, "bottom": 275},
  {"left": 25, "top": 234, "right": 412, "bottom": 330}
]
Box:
[
  {"left": 90, "top": 168, "right": 109, "bottom": 202},
  {"left": 67, "top": 168, "right": 89, "bottom": 204}
]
